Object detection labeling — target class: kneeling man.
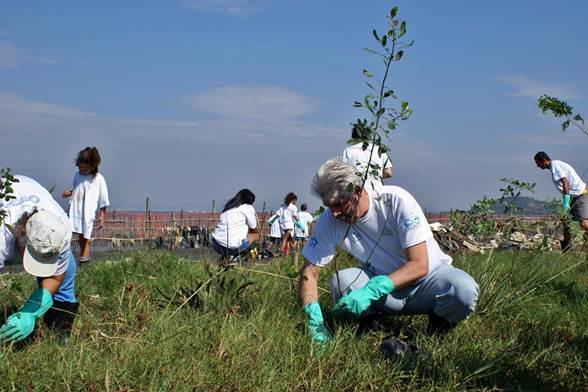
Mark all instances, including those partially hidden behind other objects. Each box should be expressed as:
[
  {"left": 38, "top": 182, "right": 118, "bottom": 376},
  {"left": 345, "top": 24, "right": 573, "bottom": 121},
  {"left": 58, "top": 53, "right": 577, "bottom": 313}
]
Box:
[{"left": 299, "top": 159, "right": 479, "bottom": 346}]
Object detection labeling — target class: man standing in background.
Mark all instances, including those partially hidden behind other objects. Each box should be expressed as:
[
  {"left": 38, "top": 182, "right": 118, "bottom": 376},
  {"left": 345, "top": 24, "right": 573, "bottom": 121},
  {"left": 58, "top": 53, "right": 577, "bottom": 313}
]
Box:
[{"left": 534, "top": 151, "right": 588, "bottom": 252}]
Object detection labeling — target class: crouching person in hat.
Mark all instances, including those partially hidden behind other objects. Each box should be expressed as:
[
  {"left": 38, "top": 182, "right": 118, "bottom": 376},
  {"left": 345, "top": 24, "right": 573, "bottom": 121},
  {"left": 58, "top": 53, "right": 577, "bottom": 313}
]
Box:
[
  {"left": 298, "top": 159, "right": 479, "bottom": 353},
  {"left": 0, "top": 175, "right": 78, "bottom": 344}
]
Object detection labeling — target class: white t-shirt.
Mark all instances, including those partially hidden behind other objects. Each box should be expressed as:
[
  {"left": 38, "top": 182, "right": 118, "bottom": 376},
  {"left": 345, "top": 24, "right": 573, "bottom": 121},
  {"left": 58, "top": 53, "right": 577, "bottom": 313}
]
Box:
[
  {"left": 278, "top": 203, "right": 298, "bottom": 231},
  {"left": 212, "top": 204, "right": 257, "bottom": 248},
  {"left": 294, "top": 211, "right": 314, "bottom": 238},
  {"left": 68, "top": 172, "right": 110, "bottom": 239},
  {"left": 340, "top": 143, "right": 393, "bottom": 190},
  {"left": 269, "top": 214, "right": 282, "bottom": 238},
  {"left": 302, "top": 185, "right": 451, "bottom": 276},
  {"left": 0, "top": 175, "right": 71, "bottom": 274},
  {"left": 550, "top": 160, "right": 587, "bottom": 196}
]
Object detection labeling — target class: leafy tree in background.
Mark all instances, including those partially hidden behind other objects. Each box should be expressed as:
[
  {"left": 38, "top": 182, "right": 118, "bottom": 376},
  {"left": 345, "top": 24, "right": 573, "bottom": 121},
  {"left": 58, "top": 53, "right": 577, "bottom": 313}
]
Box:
[{"left": 537, "top": 95, "right": 587, "bottom": 137}]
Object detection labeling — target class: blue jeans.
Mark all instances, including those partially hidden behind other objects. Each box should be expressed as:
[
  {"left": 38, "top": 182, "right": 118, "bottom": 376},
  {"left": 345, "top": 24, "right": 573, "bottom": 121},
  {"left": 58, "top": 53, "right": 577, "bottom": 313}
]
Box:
[
  {"left": 37, "top": 249, "right": 77, "bottom": 303},
  {"left": 330, "top": 263, "right": 478, "bottom": 323},
  {"left": 211, "top": 237, "right": 250, "bottom": 257}
]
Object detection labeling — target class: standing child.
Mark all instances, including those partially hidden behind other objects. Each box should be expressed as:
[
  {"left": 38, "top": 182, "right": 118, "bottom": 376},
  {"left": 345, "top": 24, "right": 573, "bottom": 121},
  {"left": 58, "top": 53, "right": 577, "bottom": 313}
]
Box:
[
  {"left": 278, "top": 192, "right": 299, "bottom": 255},
  {"left": 63, "top": 147, "right": 110, "bottom": 264}
]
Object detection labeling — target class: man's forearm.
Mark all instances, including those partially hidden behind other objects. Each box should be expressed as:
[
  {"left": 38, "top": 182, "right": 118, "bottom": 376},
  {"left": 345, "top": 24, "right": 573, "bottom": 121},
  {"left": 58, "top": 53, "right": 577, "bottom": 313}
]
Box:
[
  {"left": 299, "top": 263, "right": 320, "bottom": 306},
  {"left": 561, "top": 178, "right": 570, "bottom": 194},
  {"left": 387, "top": 259, "right": 428, "bottom": 290}
]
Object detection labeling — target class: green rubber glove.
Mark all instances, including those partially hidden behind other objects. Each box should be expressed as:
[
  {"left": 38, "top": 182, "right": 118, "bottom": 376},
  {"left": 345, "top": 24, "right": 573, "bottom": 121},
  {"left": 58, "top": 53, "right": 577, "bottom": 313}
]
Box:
[
  {"left": 563, "top": 194, "right": 571, "bottom": 211},
  {"left": 294, "top": 220, "right": 305, "bottom": 232},
  {"left": 0, "top": 288, "right": 53, "bottom": 343},
  {"left": 332, "top": 275, "right": 395, "bottom": 318},
  {"left": 303, "top": 301, "right": 333, "bottom": 345},
  {"left": 267, "top": 215, "right": 278, "bottom": 226}
]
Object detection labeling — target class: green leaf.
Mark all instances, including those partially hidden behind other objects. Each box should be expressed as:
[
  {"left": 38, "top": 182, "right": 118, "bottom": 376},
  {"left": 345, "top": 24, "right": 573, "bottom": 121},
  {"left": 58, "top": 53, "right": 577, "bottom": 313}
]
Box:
[
  {"left": 381, "top": 35, "right": 387, "bottom": 47},
  {"left": 383, "top": 90, "right": 394, "bottom": 98},
  {"left": 376, "top": 108, "right": 385, "bottom": 116},
  {"left": 372, "top": 29, "right": 380, "bottom": 42},
  {"left": 395, "top": 50, "right": 404, "bottom": 60},
  {"left": 353, "top": 101, "right": 363, "bottom": 108},
  {"left": 363, "top": 69, "right": 373, "bottom": 78},
  {"left": 390, "top": 6, "right": 398, "bottom": 19},
  {"left": 399, "top": 21, "right": 406, "bottom": 36}
]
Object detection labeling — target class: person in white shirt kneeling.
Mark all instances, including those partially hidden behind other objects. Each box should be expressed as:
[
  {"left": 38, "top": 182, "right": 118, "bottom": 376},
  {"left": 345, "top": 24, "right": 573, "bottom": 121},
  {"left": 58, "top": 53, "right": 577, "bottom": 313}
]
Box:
[
  {"left": 211, "top": 189, "right": 259, "bottom": 259},
  {"left": 299, "top": 159, "right": 479, "bottom": 355}
]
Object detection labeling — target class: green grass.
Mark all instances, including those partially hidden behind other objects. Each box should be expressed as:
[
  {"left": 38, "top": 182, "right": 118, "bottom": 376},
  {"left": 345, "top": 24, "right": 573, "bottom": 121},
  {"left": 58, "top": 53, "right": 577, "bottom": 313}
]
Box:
[{"left": 1, "top": 249, "right": 587, "bottom": 391}]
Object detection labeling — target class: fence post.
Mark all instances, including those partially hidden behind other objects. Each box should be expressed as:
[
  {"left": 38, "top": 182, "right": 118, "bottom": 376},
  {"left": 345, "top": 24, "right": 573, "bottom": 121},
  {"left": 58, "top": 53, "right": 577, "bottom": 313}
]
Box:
[
  {"left": 209, "top": 200, "right": 215, "bottom": 233},
  {"left": 260, "top": 201, "right": 266, "bottom": 241},
  {"left": 145, "top": 197, "right": 150, "bottom": 238}
]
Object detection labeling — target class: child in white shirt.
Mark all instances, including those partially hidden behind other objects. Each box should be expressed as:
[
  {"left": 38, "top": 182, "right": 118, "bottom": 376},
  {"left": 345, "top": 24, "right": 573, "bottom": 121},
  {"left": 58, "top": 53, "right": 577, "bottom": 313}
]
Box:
[{"left": 63, "top": 147, "right": 110, "bottom": 263}]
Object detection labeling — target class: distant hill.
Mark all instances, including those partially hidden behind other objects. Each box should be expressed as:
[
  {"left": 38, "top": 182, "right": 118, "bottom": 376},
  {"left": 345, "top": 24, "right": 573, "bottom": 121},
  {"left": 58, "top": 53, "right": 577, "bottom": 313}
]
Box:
[{"left": 490, "top": 196, "right": 551, "bottom": 216}]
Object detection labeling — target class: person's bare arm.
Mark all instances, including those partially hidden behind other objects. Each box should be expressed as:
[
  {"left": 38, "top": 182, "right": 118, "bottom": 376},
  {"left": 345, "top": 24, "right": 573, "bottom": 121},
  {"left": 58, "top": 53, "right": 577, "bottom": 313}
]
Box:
[
  {"left": 561, "top": 177, "right": 570, "bottom": 195},
  {"left": 299, "top": 262, "right": 321, "bottom": 306},
  {"left": 39, "top": 273, "right": 65, "bottom": 296},
  {"left": 383, "top": 167, "right": 393, "bottom": 178},
  {"left": 97, "top": 207, "right": 107, "bottom": 228},
  {"left": 386, "top": 241, "right": 429, "bottom": 289}
]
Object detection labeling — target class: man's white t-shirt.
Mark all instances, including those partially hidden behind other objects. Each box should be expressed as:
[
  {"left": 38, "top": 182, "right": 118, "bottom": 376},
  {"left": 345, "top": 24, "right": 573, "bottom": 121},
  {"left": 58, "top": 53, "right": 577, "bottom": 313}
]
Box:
[
  {"left": 278, "top": 203, "right": 298, "bottom": 231},
  {"left": 0, "top": 176, "right": 71, "bottom": 273},
  {"left": 550, "top": 160, "right": 587, "bottom": 196},
  {"left": 212, "top": 204, "right": 257, "bottom": 248},
  {"left": 340, "top": 143, "right": 393, "bottom": 190},
  {"left": 302, "top": 186, "right": 451, "bottom": 276},
  {"left": 294, "top": 211, "right": 314, "bottom": 238}
]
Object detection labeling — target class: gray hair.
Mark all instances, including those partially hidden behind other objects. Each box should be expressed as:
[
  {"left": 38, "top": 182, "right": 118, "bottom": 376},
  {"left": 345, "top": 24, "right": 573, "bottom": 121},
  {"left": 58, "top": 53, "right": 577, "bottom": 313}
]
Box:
[{"left": 311, "top": 158, "right": 362, "bottom": 205}]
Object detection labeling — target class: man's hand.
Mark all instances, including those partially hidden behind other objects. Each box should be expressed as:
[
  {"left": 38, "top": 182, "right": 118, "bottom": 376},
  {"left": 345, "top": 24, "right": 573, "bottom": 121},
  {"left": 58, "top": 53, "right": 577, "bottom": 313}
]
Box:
[
  {"left": 332, "top": 275, "right": 395, "bottom": 318},
  {"left": 62, "top": 190, "right": 72, "bottom": 198},
  {"left": 303, "top": 301, "right": 332, "bottom": 345}
]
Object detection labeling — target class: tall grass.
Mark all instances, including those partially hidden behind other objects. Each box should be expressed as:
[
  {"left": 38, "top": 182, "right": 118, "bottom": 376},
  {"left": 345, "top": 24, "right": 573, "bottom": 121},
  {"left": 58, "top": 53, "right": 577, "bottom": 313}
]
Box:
[{"left": 1, "top": 249, "right": 587, "bottom": 391}]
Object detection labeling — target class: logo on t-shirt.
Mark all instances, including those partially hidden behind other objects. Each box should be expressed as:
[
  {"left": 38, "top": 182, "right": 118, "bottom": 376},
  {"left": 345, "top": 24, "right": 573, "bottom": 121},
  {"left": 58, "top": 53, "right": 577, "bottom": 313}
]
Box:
[{"left": 403, "top": 216, "right": 421, "bottom": 230}]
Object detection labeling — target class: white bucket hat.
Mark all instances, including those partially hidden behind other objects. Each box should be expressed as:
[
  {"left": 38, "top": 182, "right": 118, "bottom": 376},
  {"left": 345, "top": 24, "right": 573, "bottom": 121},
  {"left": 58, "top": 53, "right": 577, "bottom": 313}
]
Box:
[{"left": 23, "top": 209, "right": 69, "bottom": 277}]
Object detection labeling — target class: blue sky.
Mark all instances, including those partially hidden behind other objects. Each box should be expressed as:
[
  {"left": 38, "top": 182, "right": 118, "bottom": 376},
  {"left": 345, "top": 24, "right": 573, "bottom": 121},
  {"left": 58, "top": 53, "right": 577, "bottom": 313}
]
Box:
[{"left": 1, "top": 1, "right": 587, "bottom": 212}]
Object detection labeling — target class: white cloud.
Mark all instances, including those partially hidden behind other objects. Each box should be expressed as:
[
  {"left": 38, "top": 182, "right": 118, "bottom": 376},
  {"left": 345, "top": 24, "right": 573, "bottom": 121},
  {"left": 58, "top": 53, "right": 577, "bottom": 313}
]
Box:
[
  {"left": 499, "top": 75, "right": 581, "bottom": 99},
  {"left": 187, "top": 84, "right": 323, "bottom": 123},
  {"left": 0, "top": 41, "right": 21, "bottom": 67},
  {"left": 180, "top": 0, "right": 269, "bottom": 15},
  {"left": 31, "top": 57, "right": 60, "bottom": 65}
]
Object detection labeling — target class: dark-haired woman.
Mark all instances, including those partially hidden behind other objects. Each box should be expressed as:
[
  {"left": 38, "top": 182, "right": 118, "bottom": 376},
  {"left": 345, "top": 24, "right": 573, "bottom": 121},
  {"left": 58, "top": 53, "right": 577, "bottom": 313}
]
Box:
[
  {"left": 278, "top": 192, "right": 298, "bottom": 255},
  {"left": 62, "top": 147, "right": 110, "bottom": 263},
  {"left": 211, "top": 189, "right": 259, "bottom": 257}
]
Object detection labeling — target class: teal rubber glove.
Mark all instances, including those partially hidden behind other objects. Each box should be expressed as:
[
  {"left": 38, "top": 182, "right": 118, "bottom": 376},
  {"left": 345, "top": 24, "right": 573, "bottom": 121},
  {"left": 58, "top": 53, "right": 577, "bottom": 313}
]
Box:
[
  {"left": 563, "top": 194, "right": 571, "bottom": 211},
  {"left": 303, "top": 301, "right": 333, "bottom": 345},
  {"left": 332, "top": 275, "right": 395, "bottom": 318},
  {"left": 0, "top": 288, "right": 53, "bottom": 343},
  {"left": 294, "top": 220, "right": 305, "bottom": 232},
  {"left": 267, "top": 215, "right": 278, "bottom": 226}
]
